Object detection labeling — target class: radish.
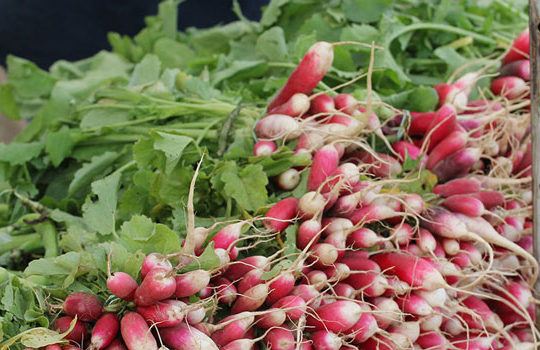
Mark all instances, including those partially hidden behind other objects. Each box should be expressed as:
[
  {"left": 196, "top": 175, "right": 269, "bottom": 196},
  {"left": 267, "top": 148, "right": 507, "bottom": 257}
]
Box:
[
  {"left": 420, "top": 313, "right": 443, "bottom": 332},
  {"left": 103, "top": 339, "right": 126, "bottom": 350},
  {"left": 432, "top": 147, "right": 481, "bottom": 182},
  {"left": 54, "top": 316, "right": 86, "bottom": 343},
  {"left": 225, "top": 256, "right": 270, "bottom": 281},
  {"left": 397, "top": 294, "right": 433, "bottom": 316},
  {"left": 441, "top": 194, "right": 485, "bottom": 216},
  {"left": 392, "top": 140, "right": 421, "bottom": 161},
  {"left": 237, "top": 269, "right": 264, "bottom": 293},
  {"left": 253, "top": 140, "right": 277, "bottom": 156},
  {"left": 266, "top": 272, "right": 295, "bottom": 305},
  {"left": 346, "top": 307, "right": 379, "bottom": 344},
  {"left": 392, "top": 222, "right": 414, "bottom": 245},
  {"left": 372, "top": 252, "right": 446, "bottom": 290},
  {"left": 310, "top": 330, "right": 342, "bottom": 350},
  {"left": 161, "top": 323, "right": 219, "bottom": 350},
  {"left": 502, "top": 28, "right": 529, "bottom": 64},
  {"left": 44, "top": 345, "right": 62, "bottom": 350},
  {"left": 389, "top": 321, "right": 420, "bottom": 346},
  {"left": 90, "top": 313, "right": 119, "bottom": 349},
  {"left": 362, "top": 336, "right": 396, "bottom": 350},
  {"left": 272, "top": 294, "right": 308, "bottom": 320},
  {"left": 255, "top": 308, "right": 286, "bottom": 328},
  {"left": 333, "top": 283, "right": 355, "bottom": 298},
  {"left": 434, "top": 72, "right": 478, "bottom": 110},
  {"left": 120, "top": 312, "right": 158, "bottom": 350},
  {"left": 214, "top": 277, "right": 237, "bottom": 305},
  {"left": 491, "top": 76, "right": 528, "bottom": 99},
  {"left": 267, "top": 41, "right": 333, "bottom": 111},
  {"left": 417, "top": 288, "right": 448, "bottom": 308},
  {"left": 426, "top": 130, "right": 467, "bottom": 170},
  {"left": 63, "top": 292, "right": 103, "bottom": 322},
  {"left": 306, "top": 270, "right": 328, "bottom": 291},
  {"left": 346, "top": 227, "right": 381, "bottom": 248},
  {"left": 309, "top": 243, "right": 338, "bottom": 266},
  {"left": 468, "top": 191, "right": 505, "bottom": 209},
  {"left": 140, "top": 253, "right": 172, "bottom": 278},
  {"left": 334, "top": 93, "right": 358, "bottom": 114},
  {"left": 136, "top": 299, "right": 186, "bottom": 328},
  {"left": 417, "top": 228, "right": 437, "bottom": 253},
  {"left": 211, "top": 313, "right": 255, "bottom": 347},
  {"left": 416, "top": 332, "right": 448, "bottom": 349},
  {"left": 500, "top": 59, "right": 530, "bottom": 81},
  {"left": 297, "top": 219, "right": 323, "bottom": 250},
  {"left": 276, "top": 168, "right": 301, "bottom": 190},
  {"left": 308, "top": 145, "right": 340, "bottom": 191},
  {"left": 403, "top": 193, "right": 425, "bottom": 214},
  {"left": 409, "top": 111, "right": 436, "bottom": 136},
  {"left": 265, "top": 328, "right": 295, "bottom": 350},
  {"left": 174, "top": 269, "right": 211, "bottom": 297},
  {"left": 357, "top": 152, "right": 402, "bottom": 178},
  {"left": 345, "top": 270, "right": 388, "bottom": 297},
  {"left": 299, "top": 191, "right": 326, "bottom": 219},
  {"left": 310, "top": 93, "right": 335, "bottom": 115},
  {"left": 423, "top": 104, "right": 457, "bottom": 151},
  {"left": 134, "top": 268, "right": 176, "bottom": 306},
  {"left": 269, "top": 93, "right": 310, "bottom": 117},
  {"left": 211, "top": 222, "right": 245, "bottom": 252},
  {"left": 107, "top": 272, "right": 138, "bottom": 301},
  {"left": 433, "top": 178, "right": 481, "bottom": 197},
  {"left": 459, "top": 296, "right": 503, "bottom": 331},
  {"left": 306, "top": 300, "right": 362, "bottom": 333},
  {"left": 186, "top": 305, "right": 206, "bottom": 324},
  {"left": 373, "top": 297, "right": 402, "bottom": 329},
  {"left": 231, "top": 284, "right": 268, "bottom": 313},
  {"left": 264, "top": 198, "right": 299, "bottom": 232},
  {"left": 322, "top": 263, "right": 350, "bottom": 282},
  {"left": 255, "top": 114, "right": 301, "bottom": 140}
]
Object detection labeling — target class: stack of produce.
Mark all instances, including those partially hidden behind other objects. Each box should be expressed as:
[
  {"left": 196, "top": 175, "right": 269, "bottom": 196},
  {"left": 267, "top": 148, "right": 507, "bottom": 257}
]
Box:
[{"left": 0, "top": 1, "right": 535, "bottom": 349}]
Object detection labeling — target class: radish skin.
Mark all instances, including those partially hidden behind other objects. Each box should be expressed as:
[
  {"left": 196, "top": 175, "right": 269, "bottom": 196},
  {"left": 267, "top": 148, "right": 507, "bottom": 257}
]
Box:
[
  {"left": 63, "top": 292, "right": 103, "bottom": 322},
  {"left": 264, "top": 198, "right": 299, "bottom": 233},
  {"left": 253, "top": 140, "right": 277, "bottom": 156},
  {"left": 265, "top": 328, "right": 296, "bottom": 350},
  {"left": 426, "top": 131, "right": 467, "bottom": 170},
  {"left": 269, "top": 93, "right": 310, "bottom": 117},
  {"left": 90, "top": 313, "right": 119, "bottom": 349},
  {"left": 107, "top": 272, "right": 138, "bottom": 301},
  {"left": 54, "top": 316, "right": 86, "bottom": 343},
  {"left": 433, "top": 178, "right": 481, "bottom": 197},
  {"left": 308, "top": 145, "right": 340, "bottom": 191},
  {"left": 136, "top": 299, "right": 186, "bottom": 328},
  {"left": 141, "top": 253, "right": 172, "bottom": 278},
  {"left": 134, "top": 268, "right": 176, "bottom": 306},
  {"left": 161, "top": 323, "right": 219, "bottom": 350},
  {"left": 120, "top": 312, "right": 158, "bottom": 350}
]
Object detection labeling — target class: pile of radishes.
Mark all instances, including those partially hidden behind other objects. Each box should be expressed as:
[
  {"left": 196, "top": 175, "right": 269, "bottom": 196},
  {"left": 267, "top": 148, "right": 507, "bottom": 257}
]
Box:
[{"left": 39, "top": 30, "right": 538, "bottom": 350}]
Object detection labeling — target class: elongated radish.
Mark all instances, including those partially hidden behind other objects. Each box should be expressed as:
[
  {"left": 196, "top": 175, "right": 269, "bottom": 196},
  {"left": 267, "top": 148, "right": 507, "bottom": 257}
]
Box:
[
  {"left": 503, "top": 28, "right": 529, "bottom": 64},
  {"left": 255, "top": 308, "right": 286, "bottom": 328},
  {"left": 389, "top": 321, "right": 421, "bottom": 347},
  {"left": 311, "top": 330, "right": 342, "bottom": 350},
  {"left": 120, "top": 312, "right": 158, "bottom": 350},
  {"left": 373, "top": 297, "right": 402, "bottom": 329},
  {"left": 231, "top": 284, "right": 269, "bottom": 313},
  {"left": 409, "top": 111, "right": 436, "bottom": 136},
  {"left": 276, "top": 168, "right": 301, "bottom": 190},
  {"left": 345, "top": 271, "right": 388, "bottom": 297},
  {"left": 134, "top": 268, "right": 176, "bottom": 306},
  {"left": 346, "top": 305, "right": 379, "bottom": 344},
  {"left": 500, "top": 59, "right": 530, "bottom": 81},
  {"left": 297, "top": 219, "right": 322, "bottom": 250},
  {"left": 237, "top": 269, "right": 264, "bottom": 294},
  {"left": 264, "top": 198, "right": 299, "bottom": 232},
  {"left": 211, "top": 313, "right": 255, "bottom": 347},
  {"left": 424, "top": 104, "right": 457, "bottom": 151},
  {"left": 426, "top": 131, "right": 467, "bottom": 170},
  {"left": 491, "top": 76, "right": 528, "bottom": 99},
  {"left": 141, "top": 253, "right": 172, "bottom": 278},
  {"left": 136, "top": 299, "right": 186, "bottom": 328},
  {"left": 63, "top": 292, "right": 103, "bottom": 322},
  {"left": 441, "top": 194, "right": 485, "bottom": 217},
  {"left": 432, "top": 147, "right": 481, "bottom": 182},
  {"left": 103, "top": 339, "right": 126, "bottom": 350},
  {"left": 418, "top": 228, "right": 437, "bottom": 253},
  {"left": 269, "top": 93, "right": 310, "bottom": 117},
  {"left": 310, "top": 93, "right": 335, "bottom": 115},
  {"left": 416, "top": 332, "right": 448, "bottom": 349},
  {"left": 306, "top": 300, "right": 362, "bottom": 333},
  {"left": 334, "top": 93, "right": 358, "bottom": 114},
  {"left": 272, "top": 294, "right": 308, "bottom": 320},
  {"left": 255, "top": 114, "right": 301, "bottom": 140},
  {"left": 212, "top": 222, "right": 245, "bottom": 252},
  {"left": 420, "top": 313, "right": 443, "bottom": 332},
  {"left": 392, "top": 223, "right": 414, "bottom": 245},
  {"left": 253, "top": 140, "right": 277, "bottom": 156},
  {"left": 433, "top": 178, "right": 481, "bottom": 197},
  {"left": 346, "top": 227, "right": 381, "bottom": 249},
  {"left": 308, "top": 144, "right": 340, "bottom": 191},
  {"left": 54, "top": 316, "right": 86, "bottom": 343},
  {"left": 225, "top": 256, "right": 270, "bottom": 281},
  {"left": 299, "top": 191, "right": 326, "bottom": 219},
  {"left": 90, "top": 313, "right": 119, "bottom": 349},
  {"left": 309, "top": 243, "right": 339, "bottom": 266},
  {"left": 459, "top": 296, "right": 503, "bottom": 331},
  {"left": 214, "top": 277, "right": 237, "bottom": 305},
  {"left": 267, "top": 41, "right": 334, "bottom": 111},
  {"left": 265, "top": 328, "right": 295, "bottom": 350},
  {"left": 403, "top": 193, "right": 425, "bottom": 214},
  {"left": 186, "top": 305, "right": 206, "bottom": 325},
  {"left": 174, "top": 269, "right": 211, "bottom": 298},
  {"left": 357, "top": 152, "right": 402, "bottom": 178},
  {"left": 161, "top": 323, "right": 219, "bottom": 350},
  {"left": 266, "top": 272, "right": 295, "bottom": 305},
  {"left": 348, "top": 203, "right": 398, "bottom": 225},
  {"left": 397, "top": 294, "right": 433, "bottom": 316},
  {"left": 372, "top": 252, "right": 446, "bottom": 290},
  {"left": 468, "top": 191, "right": 505, "bottom": 209},
  {"left": 392, "top": 140, "right": 421, "bottom": 161},
  {"left": 107, "top": 272, "right": 138, "bottom": 301}
]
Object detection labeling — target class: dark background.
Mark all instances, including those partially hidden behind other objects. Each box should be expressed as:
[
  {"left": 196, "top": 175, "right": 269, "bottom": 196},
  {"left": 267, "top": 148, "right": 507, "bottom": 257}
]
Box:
[{"left": 0, "top": 0, "right": 268, "bottom": 69}]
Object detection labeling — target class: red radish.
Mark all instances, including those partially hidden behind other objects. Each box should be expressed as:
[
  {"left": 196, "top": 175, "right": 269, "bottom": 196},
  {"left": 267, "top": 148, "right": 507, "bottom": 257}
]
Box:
[
  {"left": 432, "top": 147, "right": 481, "bottom": 182},
  {"left": 266, "top": 272, "right": 295, "bottom": 305},
  {"left": 63, "top": 346, "right": 82, "bottom": 350},
  {"left": 417, "top": 228, "right": 437, "bottom": 253},
  {"left": 442, "top": 238, "right": 460, "bottom": 255},
  {"left": 298, "top": 191, "right": 326, "bottom": 219},
  {"left": 345, "top": 270, "right": 388, "bottom": 297},
  {"left": 120, "top": 312, "right": 158, "bottom": 350},
  {"left": 90, "top": 313, "right": 119, "bottom": 349},
  {"left": 322, "top": 217, "right": 354, "bottom": 235},
  {"left": 465, "top": 191, "right": 505, "bottom": 209},
  {"left": 334, "top": 93, "right": 358, "bottom": 114},
  {"left": 311, "top": 330, "right": 342, "bottom": 350},
  {"left": 392, "top": 223, "right": 414, "bottom": 245},
  {"left": 459, "top": 296, "right": 503, "bottom": 331},
  {"left": 309, "top": 243, "right": 338, "bottom": 266},
  {"left": 44, "top": 345, "right": 62, "bottom": 350},
  {"left": 397, "top": 294, "right": 433, "bottom": 316},
  {"left": 186, "top": 305, "right": 206, "bottom": 324},
  {"left": 63, "top": 292, "right": 103, "bottom": 322},
  {"left": 253, "top": 140, "right": 277, "bottom": 156},
  {"left": 358, "top": 152, "right": 402, "bottom": 178},
  {"left": 373, "top": 297, "right": 402, "bottom": 329},
  {"left": 361, "top": 336, "right": 395, "bottom": 350},
  {"left": 225, "top": 256, "right": 269, "bottom": 281},
  {"left": 420, "top": 313, "right": 443, "bottom": 332},
  {"left": 297, "top": 219, "right": 323, "bottom": 250},
  {"left": 450, "top": 335, "right": 494, "bottom": 350},
  {"left": 409, "top": 111, "right": 436, "bottom": 136},
  {"left": 265, "top": 328, "right": 295, "bottom": 350},
  {"left": 264, "top": 198, "right": 299, "bottom": 232},
  {"left": 141, "top": 253, "right": 172, "bottom": 278},
  {"left": 136, "top": 299, "right": 186, "bottom": 328},
  {"left": 174, "top": 269, "right": 211, "bottom": 297},
  {"left": 392, "top": 140, "right": 421, "bottom": 161},
  {"left": 107, "top": 272, "right": 138, "bottom": 301},
  {"left": 403, "top": 193, "right": 424, "bottom": 214},
  {"left": 334, "top": 283, "right": 355, "bottom": 298},
  {"left": 423, "top": 104, "right": 457, "bottom": 152},
  {"left": 434, "top": 73, "right": 478, "bottom": 110},
  {"left": 441, "top": 194, "right": 485, "bottom": 217},
  {"left": 212, "top": 222, "right": 245, "bottom": 252},
  {"left": 307, "top": 145, "right": 340, "bottom": 191},
  {"left": 348, "top": 203, "right": 398, "bottom": 225},
  {"left": 273, "top": 294, "right": 308, "bottom": 320},
  {"left": 276, "top": 168, "right": 301, "bottom": 190},
  {"left": 416, "top": 332, "right": 448, "bottom": 349},
  {"left": 491, "top": 76, "right": 528, "bottom": 99},
  {"left": 426, "top": 131, "right": 467, "bottom": 170},
  {"left": 221, "top": 339, "right": 256, "bottom": 350},
  {"left": 215, "top": 248, "right": 231, "bottom": 268},
  {"left": 331, "top": 162, "right": 360, "bottom": 187},
  {"left": 389, "top": 321, "right": 420, "bottom": 347},
  {"left": 267, "top": 41, "right": 333, "bottom": 111},
  {"left": 322, "top": 263, "right": 350, "bottom": 282},
  {"left": 346, "top": 227, "right": 381, "bottom": 248},
  {"left": 255, "top": 114, "right": 301, "bottom": 140},
  {"left": 161, "top": 323, "right": 218, "bottom": 350},
  {"left": 237, "top": 269, "right": 264, "bottom": 294},
  {"left": 500, "top": 59, "right": 530, "bottom": 81},
  {"left": 296, "top": 131, "right": 325, "bottom": 152},
  {"left": 346, "top": 306, "right": 379, "bottom": 344},
  {"left": 310, "top": 93, "right": 335, "bottom": 115},
  {"left": 134, "top": 268, "right": 176, "bottom": 306},
  {"left": 306, "top": 300, "right": 362, "bottom": 333},
  {"left": 214, "top": 277, "right": 237, "bottom": 305},
  {"left": 231, "top": 283, "right": 268, "bottom": 313},
  {"left": 503, "top": 29, "right": 529, "bottom": 64},
  {"left": 433, "top": 177, "right": 481, "bottom": 197},
  {"left": 372, "top": 252, "right": 446, "bottom": 290},
  {"left": 54, "top": 316, "right": 86, "bottom": 343},
  {"left": 211, "top": 313, "right": 255, "bottom": 347},
  {"left": 256, "top": 308, "right": 286, "bottom": 328},
  {"left": 269, "top": 93, "right": 310, "bottom": 117},
  {"left": 103, "top": 339, "right": 126, "bottom": 350}
]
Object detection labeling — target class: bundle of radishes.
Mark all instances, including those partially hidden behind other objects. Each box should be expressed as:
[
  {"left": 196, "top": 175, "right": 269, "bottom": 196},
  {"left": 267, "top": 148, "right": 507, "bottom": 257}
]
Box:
[{"left": 39, "top": 30, "right": 538, "bottom": 350}]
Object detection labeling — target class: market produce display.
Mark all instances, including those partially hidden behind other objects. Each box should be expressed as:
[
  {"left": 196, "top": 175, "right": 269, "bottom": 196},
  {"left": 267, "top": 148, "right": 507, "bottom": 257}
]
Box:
[{"left": 0, "top": 0, "right": 536, "bottom": 349}]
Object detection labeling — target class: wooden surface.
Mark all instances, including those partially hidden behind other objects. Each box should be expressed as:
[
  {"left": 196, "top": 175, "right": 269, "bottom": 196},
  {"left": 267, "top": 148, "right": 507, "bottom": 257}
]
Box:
[{"left": 530, "top": 0, "right": 540, "bottom": 292}]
